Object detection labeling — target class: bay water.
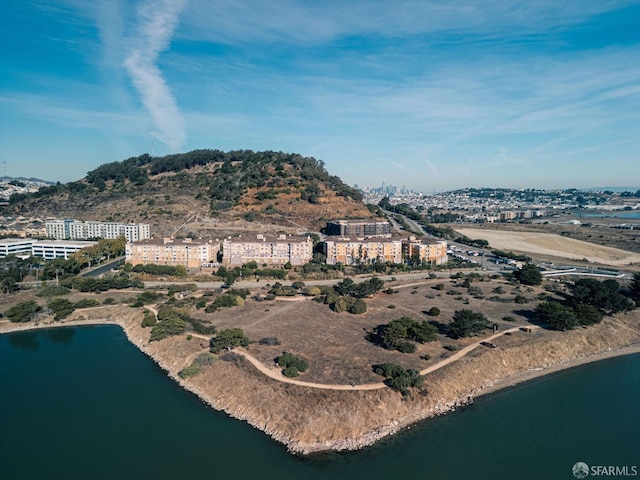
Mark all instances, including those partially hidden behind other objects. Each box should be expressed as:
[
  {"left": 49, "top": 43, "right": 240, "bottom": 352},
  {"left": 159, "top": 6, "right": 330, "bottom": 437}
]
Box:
[{"left": 1, "top": 325, "right": 638, "bottom": 480}]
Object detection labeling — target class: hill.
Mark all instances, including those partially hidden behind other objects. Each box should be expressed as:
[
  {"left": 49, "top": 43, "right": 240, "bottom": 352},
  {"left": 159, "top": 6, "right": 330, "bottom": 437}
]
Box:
[{"left": 7, "top": 150, "right": 372, "bottom": 236}]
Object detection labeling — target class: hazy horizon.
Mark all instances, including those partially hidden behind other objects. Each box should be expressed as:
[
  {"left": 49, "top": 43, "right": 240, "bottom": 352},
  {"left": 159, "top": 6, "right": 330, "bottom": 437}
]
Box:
[{"left": 1, "top": 1, "right": 639, "bottom": 191}]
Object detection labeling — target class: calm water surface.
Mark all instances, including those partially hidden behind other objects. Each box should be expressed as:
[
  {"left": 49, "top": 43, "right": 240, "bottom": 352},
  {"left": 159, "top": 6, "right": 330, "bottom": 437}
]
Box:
[{"left": 1, "top": 325, "right": 639, "bottom": 480}]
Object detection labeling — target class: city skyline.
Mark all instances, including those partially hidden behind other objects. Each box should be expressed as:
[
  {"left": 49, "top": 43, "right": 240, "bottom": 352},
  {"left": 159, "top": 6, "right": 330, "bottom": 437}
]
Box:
[{"left": 1, "top": 1, "right": 639, "bottom": 191}]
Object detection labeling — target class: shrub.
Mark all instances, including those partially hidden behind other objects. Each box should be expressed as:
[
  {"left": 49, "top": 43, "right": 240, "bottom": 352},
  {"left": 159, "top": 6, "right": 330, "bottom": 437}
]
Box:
[
  {"left": 427, "top": 307, "right": 441, "bottom": 316},
  {"left": 210, "top": 328, "right": 250, "bottom": 353},
  {"left": 348, "top": 298, "right": 367, "bottom": 314},
  {"left": 48, "top": 298, "right": 76, "bottom": 321},
  {"left": 514, "top": 295, "right": 528, "bottom": 304},
  {"left": 150, "top": 316, "right": 187, "bottom": 342},
  {"left": 74, "top": 298, "right": 100, "bottom": 309},
  {"left": 178, "top": 364, "right": 201, "bottom": 379},
  {"left": 192, "top": 353, "right": 216, "bottom": 367},
  {"left": 433, "top": 283, "right": 445, "bottom": 290},
  {"left": 448, "top": 309, "right": 490, "bottom": 338},
  {"left": 141, "top": 311, "right": 157, "bottom": 327},
  {"left": 372, "top": 363, "right": 423, "bottom": 397},
  {"left": 36, "top": 285, "right": 70, "bottom": 297},
  {"left": 5, "top": 300, "right": 41, "bottom": 323},
  {"left": 276, "top": 352, "right": 308, "bottom": 372},
  {"left": 259, "top": 337, "right": 281, "bottom": 346},
  {"left": 502, "top": 315, "right": 516, "bottom": 322},
  {"left": 282, "top": 366, "right": 299, "bottom": 378}
]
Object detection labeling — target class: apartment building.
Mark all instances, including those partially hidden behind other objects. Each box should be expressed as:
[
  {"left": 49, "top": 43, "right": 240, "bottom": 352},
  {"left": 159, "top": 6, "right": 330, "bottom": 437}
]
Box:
[
  {"left": 126, "top": 238, "right": 218, "bottom": 268},
  {"left": 323, "top": 236, "right": 404, "bottom": 265},
  {"left": 403, "top": 236, "right": 449, "bottom": 265},
  {"left": 222, "top": 234, "right": 313, "bottom": 266},
  {"left": 325, "top": 219, "right": 391, "bottom": 238},
  {"left": 46, "top": 219, "right": 150, "bottom": 242}
]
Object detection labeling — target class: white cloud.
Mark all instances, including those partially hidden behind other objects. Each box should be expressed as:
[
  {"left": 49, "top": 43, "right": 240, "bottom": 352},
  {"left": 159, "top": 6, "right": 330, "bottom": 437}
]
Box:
[{"left": 124, "top": 0, "right": 187, "bottom": 150}]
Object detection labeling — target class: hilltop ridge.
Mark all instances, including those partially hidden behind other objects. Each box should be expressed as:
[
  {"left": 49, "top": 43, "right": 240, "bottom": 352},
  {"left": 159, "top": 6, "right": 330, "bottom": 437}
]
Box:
[{"left": 8, "top": 149, "right": 372, "bottom": 236}]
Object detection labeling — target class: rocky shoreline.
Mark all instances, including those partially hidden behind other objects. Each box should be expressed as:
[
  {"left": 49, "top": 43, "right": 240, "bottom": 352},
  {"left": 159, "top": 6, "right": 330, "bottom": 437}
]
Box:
[{"left": 2, "top": 306, "right": 640, "bottom": 455}]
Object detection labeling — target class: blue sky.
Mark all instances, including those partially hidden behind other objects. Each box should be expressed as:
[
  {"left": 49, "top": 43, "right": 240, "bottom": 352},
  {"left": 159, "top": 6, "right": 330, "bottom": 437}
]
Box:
[{"left": 1, "top": 1, "right": 639, "bottom": 191}]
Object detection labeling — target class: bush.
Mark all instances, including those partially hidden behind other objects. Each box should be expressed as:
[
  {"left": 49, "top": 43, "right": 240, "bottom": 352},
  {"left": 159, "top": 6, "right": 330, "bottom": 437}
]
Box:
[
  {"left": 210, "top": 328, "right": 250, "bottom": 353},
  {"left": 48, "top": 298, "right": 76, "bottom": 321},
  {"left": 502, "top": 315, "right": 516, "bottom": 322},
  {"left": 448, "top": 309, "right": 490, "bottom": 338},
  {"left": 433, "top": 283, "right": 445, "bottom": 290},
  {"left": 150, "top": 316, "right": 187, "bottom": 342},
  {"left": 427, "top": 307, "right": 441, "bottom": 316},
  {"left": 178, "top": 364, "right": 201, "bottom": 379},
  {"left": 348, "top": 298, "right": 367, "bottom": 314},
  {"left": 515, "top": 264, "right": 542, "bottom": 286},
  {"left": 372, "top": 363, "right": 423, "bottom": 397},
  {"left": 276, "top": 352, "right": 308, "bottom": 372},
  {"left": 193, "top": 353, "right": 216, "bottom": 367},
  {"left": 5, "top": 300, "right": 41, "bottom": 323},
  {"left": 369, "top": 316, "right": 437, "bottom": 352},
  {"left": 36, "top": 285, "right": 70, "bottom": 297},
  {"left": 535, "top": 301, "right": 577, "bottom": 331},
  {"left": 74, "top": 298, "right": 100, "bottom": 309},
  {"left": 514, "top": 295, "right": 528, "bottom": 304},
  {"left": 282, "top": 366, "right": 299, "bottom": 377},
  {"left": 141, "top": 311, "right": 157, "bottom": 327},
  {"left": 259, "top": 337, "right": 281, "bottom": 346}
]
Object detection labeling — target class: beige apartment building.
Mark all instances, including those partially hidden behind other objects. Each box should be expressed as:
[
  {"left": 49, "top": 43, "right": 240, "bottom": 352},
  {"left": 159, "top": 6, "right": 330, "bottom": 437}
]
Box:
[
  {"left": 126, "top": 238, "right": 219, "bottom": 268},
  {"left": 403, "top": 236, "right": 449, "bottom": 265},
  {"left": 323, "top": 236, "right": 403, "bottom": 265},
  {"left": 222, "top": 234, "right": 313, "bottom": 266}
]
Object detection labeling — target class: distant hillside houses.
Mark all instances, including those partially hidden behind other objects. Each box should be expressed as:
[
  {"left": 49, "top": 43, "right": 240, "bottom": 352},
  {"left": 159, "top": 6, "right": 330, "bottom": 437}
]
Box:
[{"left": 46, "top": 219, "right": 150, "bottom": 242}]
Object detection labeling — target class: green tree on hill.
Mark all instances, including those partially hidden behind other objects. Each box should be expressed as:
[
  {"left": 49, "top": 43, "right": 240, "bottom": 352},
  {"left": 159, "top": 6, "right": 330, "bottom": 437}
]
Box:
[
  {"left": 515, "top": 263, "right": 542, "bottom": 286},
  {"left": 448, "top": 309, "right": 490, "bottom": 338}
]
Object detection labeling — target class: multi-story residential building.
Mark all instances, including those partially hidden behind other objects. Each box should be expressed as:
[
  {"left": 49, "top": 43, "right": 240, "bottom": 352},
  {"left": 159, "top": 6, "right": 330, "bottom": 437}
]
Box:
[
  {"left": 126, "top": 238, "right": 218, "bottom": 268},
  {"left": 222, "top": 234, "right": 313, "bottom": 266},
  {"left": 31, "top": 240, "right": 98, "bottom": 260},
  {"left": 403, "top": 236, "right": 448, "bottom": 265},
  {"left": 46, "top": 219, "right": 150, "bottom": 242},
  {"left": 323, "top": 236, "right": 404, "bottom": 265},
  {"left": 325, "top": 219, "right": 391, "bottom": 238},
  {"left": 0, "top": 238, "right": 36, "bottom": 258}
]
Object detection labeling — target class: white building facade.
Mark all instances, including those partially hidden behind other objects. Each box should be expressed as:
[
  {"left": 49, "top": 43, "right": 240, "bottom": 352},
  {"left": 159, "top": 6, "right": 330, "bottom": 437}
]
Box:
[{"left": 46, "top": 219, "right": 150, "bottom": 242}]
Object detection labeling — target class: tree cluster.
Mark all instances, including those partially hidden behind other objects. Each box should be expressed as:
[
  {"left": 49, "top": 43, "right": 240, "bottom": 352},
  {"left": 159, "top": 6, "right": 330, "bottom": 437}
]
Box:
[
  {"left": 448, "top": 309, "right": 490, "bottom": 338},
  {"left": 209, "top": 328, "right": 250, "bottom": 353},
  {"left": 373, "top": 363, "right": 423, "bottom": 397},
  {"left": 5, "top": 300, "right": 41, "bottom": 323},
  {"left": 514, "top": 263, "right": 543, "bottom": 286},
  {"left": 276, "top": 352, "right": 309, "bottom": 377},
  {"left": 535, "top": 278, "right": 635, "bottom": 331},
  {"left": 369, "top": 316, "right": 438, "bottom": 353}
]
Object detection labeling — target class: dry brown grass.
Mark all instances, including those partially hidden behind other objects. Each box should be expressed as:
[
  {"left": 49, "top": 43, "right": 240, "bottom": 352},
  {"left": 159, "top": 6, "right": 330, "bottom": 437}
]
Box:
[
  {"left": 191, "top": 277, "right": 549, "bottom": 384},
  {"left": 456, "top": 227, "right": 640, "bottom": 266}
]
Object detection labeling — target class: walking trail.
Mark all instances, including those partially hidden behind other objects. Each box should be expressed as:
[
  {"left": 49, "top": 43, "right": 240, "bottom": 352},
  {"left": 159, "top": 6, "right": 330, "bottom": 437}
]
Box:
[{"left": 145, "top": 305, "right": 537, "bottom": 391}]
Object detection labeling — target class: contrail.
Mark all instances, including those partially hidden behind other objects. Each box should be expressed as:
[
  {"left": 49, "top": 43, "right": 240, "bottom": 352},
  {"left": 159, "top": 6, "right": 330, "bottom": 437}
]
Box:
[{"left": 124, "top": 0, "right": 187, "bottom": 151}]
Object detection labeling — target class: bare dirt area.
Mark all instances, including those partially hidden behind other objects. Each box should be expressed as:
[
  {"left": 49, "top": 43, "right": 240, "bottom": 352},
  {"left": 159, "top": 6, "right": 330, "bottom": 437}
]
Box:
[{"left": 455, "top": 227, "right": 640, "bottom": 267}]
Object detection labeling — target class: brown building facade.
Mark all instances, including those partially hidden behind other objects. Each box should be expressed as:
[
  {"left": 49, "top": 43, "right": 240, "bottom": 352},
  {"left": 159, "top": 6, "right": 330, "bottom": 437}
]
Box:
[{"left": 126, "top": 238, "right": 219, "bottom": 268}]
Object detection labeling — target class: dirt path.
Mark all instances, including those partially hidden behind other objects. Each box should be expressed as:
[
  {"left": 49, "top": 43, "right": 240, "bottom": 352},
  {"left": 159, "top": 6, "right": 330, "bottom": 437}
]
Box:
[{"left": 155, "top": 300, "right": 536, "bottom": 391}]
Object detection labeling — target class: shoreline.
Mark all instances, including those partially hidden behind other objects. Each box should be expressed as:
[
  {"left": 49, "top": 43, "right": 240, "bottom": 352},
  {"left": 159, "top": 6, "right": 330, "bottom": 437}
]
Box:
[{"left": 2, "top": 311, "right": 640, "bottom": 454}]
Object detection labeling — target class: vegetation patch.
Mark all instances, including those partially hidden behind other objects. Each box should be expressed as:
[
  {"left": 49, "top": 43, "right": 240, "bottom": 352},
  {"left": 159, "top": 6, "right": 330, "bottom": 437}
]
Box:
[
  {"left": 210, "top": 328, "right": 250, "bottom": 353},
  {"left": 372, "top": 363, "right": 423, "bottom": 397},
  {"left": 276, "top": 352, "right": 309, "bottom": 377},
  {"left": 368, "top": 316, "right": 438, "bottom": 353}
]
